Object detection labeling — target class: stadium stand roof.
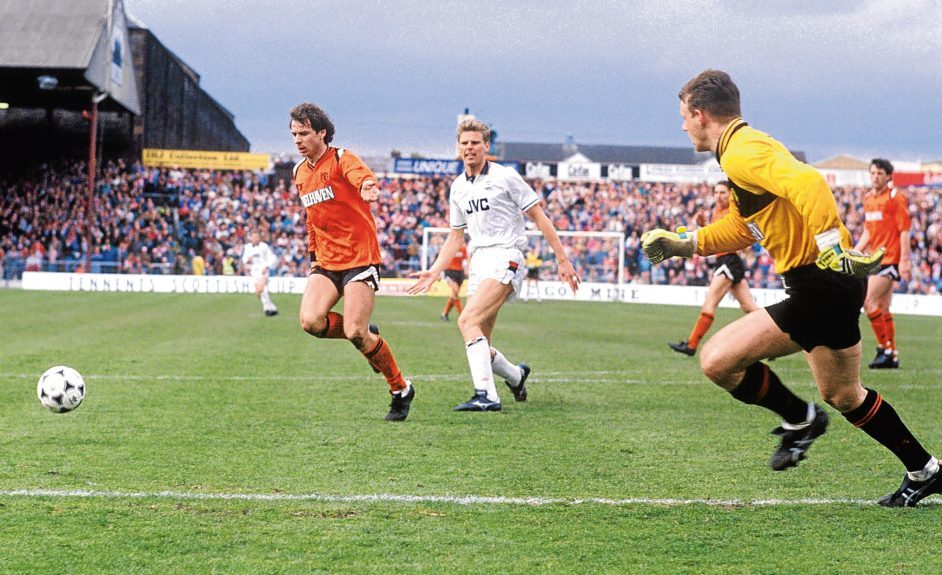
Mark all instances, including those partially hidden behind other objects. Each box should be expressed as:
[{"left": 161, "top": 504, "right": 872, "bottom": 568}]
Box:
[
  {"left": 496, "top": 141, "right": 707, "bottom": 164},
  {"left": 495, "top": 142, "right": 805, "bottom": 166},
  {"left": 0, "top": 0, "right": 140, "bottom": 114},
  {"left": 497, "top": 140, "right": 807, "bottom": 165}
]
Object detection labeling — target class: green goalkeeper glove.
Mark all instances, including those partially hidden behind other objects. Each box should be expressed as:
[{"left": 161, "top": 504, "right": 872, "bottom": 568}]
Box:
[
  {"left": 641, "top": 227, "right": 696, "bottom": 264},
  {"left": 815, "top": 245, "right": 885, "bottom": 278}
]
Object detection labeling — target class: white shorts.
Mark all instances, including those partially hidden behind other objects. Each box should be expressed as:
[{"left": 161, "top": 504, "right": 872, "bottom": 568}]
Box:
[
  {"left": 467, "top": 247, "right": 526, "bottom": 300},
  {"left": 250, "top": 266, "right": 270, "bottom": 281}
]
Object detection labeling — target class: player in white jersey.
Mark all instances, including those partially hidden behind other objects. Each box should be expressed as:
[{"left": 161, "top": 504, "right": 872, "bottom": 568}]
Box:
[
  {"left": 408, "top": 120, "right": 580, "bottom": 411},
  {"left": 241, "top": 231, "right": 279, "bottom": 317}
]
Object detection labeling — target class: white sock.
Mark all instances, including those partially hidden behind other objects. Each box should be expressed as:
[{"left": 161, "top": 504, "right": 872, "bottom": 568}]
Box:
[
  {"left": 393, "top": 380, "right": 412, "bottom": 397},
  {"left": 490, "top": 347, "right": 521, "bottom": 386},
  {"left": 260, "top": 289, "right": 276, "bottom": 311},
  {"left": 908, "top": 457, "right": 940, "bottom": 482},
  {"left": 466, "top": 337, "right": 499, "bottom": 401}
]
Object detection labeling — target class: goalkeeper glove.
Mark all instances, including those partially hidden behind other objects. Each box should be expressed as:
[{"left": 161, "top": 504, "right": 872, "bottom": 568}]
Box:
[
  {"left": 641, "top": 227, "right": 696, "bottom": 264},
  {"left": 815, "top": 245, "right": 885, "bottom": 278}
]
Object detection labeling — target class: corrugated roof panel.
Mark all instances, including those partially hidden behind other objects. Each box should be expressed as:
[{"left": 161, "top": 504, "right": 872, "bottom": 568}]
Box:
[{"left": 0, "top": 0, "right": 107, "bottom": 68}]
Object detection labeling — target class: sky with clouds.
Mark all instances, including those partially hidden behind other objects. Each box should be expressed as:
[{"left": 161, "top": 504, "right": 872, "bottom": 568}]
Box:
[{"left": 127, "top": 0, "right": 942, "bottom": 163}]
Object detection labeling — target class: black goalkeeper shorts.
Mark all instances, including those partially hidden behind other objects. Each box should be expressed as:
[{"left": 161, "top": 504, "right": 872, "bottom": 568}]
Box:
[{"left": 766, "top": 264, "right": 866, "bottom": 352}]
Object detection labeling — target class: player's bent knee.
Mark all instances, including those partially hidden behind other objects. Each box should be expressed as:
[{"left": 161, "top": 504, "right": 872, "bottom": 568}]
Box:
[
  {"left": 819, "top": 386, "right": 859, "bottom": 412},
  {"left": 299, "top": 314, "right": 327, "bottom": 337},
  {"left": 699, "top": 344, "right": 730, "bottom": 384},
  {"left": 344, "top": 325, "right": 371, "bottom": 349},
  {"left": 456, "top": 312, "right": 477, "bottom": 334}
]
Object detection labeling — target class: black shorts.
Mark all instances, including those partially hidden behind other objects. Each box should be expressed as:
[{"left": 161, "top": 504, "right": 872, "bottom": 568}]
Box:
[
  {"left": 712, "top": 254, "right": 746, "bottom": 284},
  {"left": 527, "top": 267, "right": 540, "bottom": 279},
  {"left": 313, "top": 264, "right": 380, "bottom": 293},
  {"left": 444, "top": 269, "right": 465, "bottom": 284},
  {"left": 766, "top": 264, "right": 865, "bottom": 352},
  {"left": 875, "top": 263, "right": 901, "bottom": 281}
]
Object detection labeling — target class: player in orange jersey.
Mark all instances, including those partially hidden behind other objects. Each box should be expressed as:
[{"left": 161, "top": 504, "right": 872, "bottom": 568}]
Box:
[
  {"left": 289, "top": 103, "right": 414, "bottom": 421},
  {"left": 440, "top": 242, "right": 467, "bottom": 321},
  {"left": 668, "top": 181, "right": 759, "bottom": 356},
  {"left": 853, "top": 159, "right": 911, "bottom": 369}
]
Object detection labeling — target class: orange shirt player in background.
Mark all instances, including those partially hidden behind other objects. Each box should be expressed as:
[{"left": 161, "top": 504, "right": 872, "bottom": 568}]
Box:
[
  {"left": 853, "top": 158, "right": 912, "bottom": 370},
  {"left": 440, "top": 243, "right": 468, "bottom": 321},
  {"left": 290, "top": 102, "right": 415, "bottom": 421}
]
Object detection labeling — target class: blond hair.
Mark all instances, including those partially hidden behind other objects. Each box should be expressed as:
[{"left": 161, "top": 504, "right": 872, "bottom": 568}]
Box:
[{"left": 456, "top": 119, "right": 491, "bottom": 143}]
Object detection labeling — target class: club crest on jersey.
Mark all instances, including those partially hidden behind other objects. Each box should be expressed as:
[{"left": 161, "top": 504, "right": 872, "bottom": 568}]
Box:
[
  {"left": 300, "top": 186, "right": 335, "bottom": 207},
  {"left": 465, "top": 198, "right": 490, "bottom": 214}
]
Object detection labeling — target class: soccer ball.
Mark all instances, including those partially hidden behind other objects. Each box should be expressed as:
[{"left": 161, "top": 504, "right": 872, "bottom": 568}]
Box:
[{"left": 37, "top": 365, "right": 86, "bottom": 413}]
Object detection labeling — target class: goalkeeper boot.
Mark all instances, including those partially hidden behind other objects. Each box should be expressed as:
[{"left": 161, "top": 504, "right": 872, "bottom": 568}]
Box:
[
  {"left": 769, "top": 404, "right": 829, "bottom": 471},
  {"left": 505, "top": 364, "right": 530, "bottom": 402},
  {"left": 878, "top": 466, "right": 942, "bottom": 507},
  {"left": 668, "top": 340, "right": 696, "bottom": 356},
  {"left": 385, "top": 381, "right": 415, "bottom": 422},
  {"left": 453, "top": 390, "right": 502, "bottom": 412}
]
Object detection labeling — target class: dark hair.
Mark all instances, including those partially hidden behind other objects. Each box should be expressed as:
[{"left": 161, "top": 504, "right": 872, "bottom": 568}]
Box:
[
  {"left": 679, "top": 69, "right": 741, "bottom": 119},
  {"left": 870, "top": 158, "right": 894, "bottom": 175},
  {"left": 289, "top": 103, "right": 335, "bottom": 145}
]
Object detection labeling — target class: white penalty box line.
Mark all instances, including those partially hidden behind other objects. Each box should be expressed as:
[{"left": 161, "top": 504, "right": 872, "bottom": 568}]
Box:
[{"left": 0, "top": 488, "right": 931, "bottom": 507}]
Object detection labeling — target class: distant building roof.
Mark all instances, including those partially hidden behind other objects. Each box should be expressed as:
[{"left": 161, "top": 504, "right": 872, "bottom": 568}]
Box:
[
  {"left": 813, "top": 154, "right": 869, "bottom": 170},
  {"left": 496, "top": 140, "right": 805, "bottom": 165}
]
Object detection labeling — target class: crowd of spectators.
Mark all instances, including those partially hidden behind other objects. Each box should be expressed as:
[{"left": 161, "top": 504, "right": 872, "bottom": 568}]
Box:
[{"left": 2, "top": 157, "right": 941, "bottom": 295}]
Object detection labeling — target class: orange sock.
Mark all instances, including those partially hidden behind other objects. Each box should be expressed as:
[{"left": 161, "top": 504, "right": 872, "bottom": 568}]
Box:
[
  {"left": 323, "top": 311, "right": 346, "bottom": 339},
  {"left": 884, "top": 312, "right": 896, "bottom": 352},
  {"left": 453, "top": 298, "right": 463, "bottom": 314},
  {"left": 443, "top": 298, "right": 454, "bottom": 316},
  {"left": 688, "top": 312, "right": 715, "bottom": 349},
  {"left": 867, "top": 310, "right": 887, "bottom": 349},
  {"left": 363, "top": 337, "right": 407, "bottom": 392}
]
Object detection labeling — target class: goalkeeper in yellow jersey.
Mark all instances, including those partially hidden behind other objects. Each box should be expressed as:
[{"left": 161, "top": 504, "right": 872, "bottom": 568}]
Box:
[{"left": 641, "top": 69, "right": 939, "bottom": 507}]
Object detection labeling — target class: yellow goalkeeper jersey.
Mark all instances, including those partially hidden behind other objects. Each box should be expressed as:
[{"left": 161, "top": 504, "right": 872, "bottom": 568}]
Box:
[{"left": 696, "top": 118, "right": 852, "bottom": 274}]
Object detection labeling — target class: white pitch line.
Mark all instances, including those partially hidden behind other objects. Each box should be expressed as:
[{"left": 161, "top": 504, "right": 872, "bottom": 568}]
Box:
[
  {"left": 0, "top": 372, "right": 704, "bottom": 385},
  {"left": 3, "top": 372, "right": 940, "bottom": 391},
  {"left": 0, "top": 488, "right": 933, "bottom": 507}
]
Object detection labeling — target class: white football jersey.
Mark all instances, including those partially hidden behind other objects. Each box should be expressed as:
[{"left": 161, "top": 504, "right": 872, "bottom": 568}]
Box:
[
  {"left": 241, "top": 241, "right": 277, "bottom": 275},
  {"left": 449, "top": 161, "right": 540, "bottom": 254}
]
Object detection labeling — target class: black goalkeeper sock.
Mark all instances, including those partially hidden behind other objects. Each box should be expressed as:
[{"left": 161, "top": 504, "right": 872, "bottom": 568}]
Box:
[
  {"left": 842, "top": 388, "right": 932, "bottom": 472},
  {"left": 729, "top": 362, "right": 809, "bottom": 425}
]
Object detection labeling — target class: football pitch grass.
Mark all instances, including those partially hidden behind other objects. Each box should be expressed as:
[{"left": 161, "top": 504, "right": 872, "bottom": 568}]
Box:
[{"left": 1, "top": 289, "right": 941, "bottom": 574}]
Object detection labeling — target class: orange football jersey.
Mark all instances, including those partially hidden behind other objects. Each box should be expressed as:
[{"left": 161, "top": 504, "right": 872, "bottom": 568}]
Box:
[
  {"left": 293, "top": 147, "right": 380, "bottom": 270},
  {"left": 862, "top": 187, "right": 910, "bottom": 264},
  {"left": 446, "top": 244, "right": 467, "bottom": 272}
]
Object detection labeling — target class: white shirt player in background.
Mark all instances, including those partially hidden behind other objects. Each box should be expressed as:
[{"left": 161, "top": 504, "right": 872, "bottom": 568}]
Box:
[
  {"left": 241, "top": 231, "right": 279, "bottom": 317},
  {"left": 408, "top": 120, "right": 580, "bottom": 412}
]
